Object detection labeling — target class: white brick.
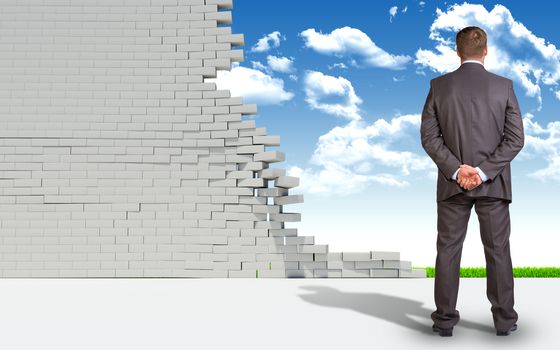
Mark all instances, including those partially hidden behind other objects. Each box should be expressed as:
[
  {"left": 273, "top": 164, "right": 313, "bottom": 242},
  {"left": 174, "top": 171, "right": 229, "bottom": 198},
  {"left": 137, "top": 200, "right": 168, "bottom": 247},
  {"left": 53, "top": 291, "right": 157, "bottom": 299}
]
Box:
[
  {"left": 253, "top": 135, "right": 280, "bottom": 146},
  {"left": 297, "top": 244, "right": 328, "bottom": 254},
  {"left": 342, "top": 269, "right": 370, "bottom": 278},
  {"left": 355, "top": 260, "right": 383, "bottom": 269},
  {"left": 273, "top": 194, "right": 304, "bottom": 205},
  {"left": 371, "top": 269, "right": 399, "bottom": 278},
  {"left": 274, "top": 176, "right": 299, "bottom": 189},
  {"left": 259, "top": 167, "right": 285, "bottom": 179},
  {"left": 399, "top": 269, "right": 427, "bottom": 278},
  {"left": 371, "top": 251, "right": 400, "bottom": 260},
  {"left": 269, "top": 213, "right": 301, "bottom": 222},
  {"left": 342, "top": 252, "right": 371, "bottom": 261},
  {"left": 254, "top": 151, "right": 285, "bottom": 163}
]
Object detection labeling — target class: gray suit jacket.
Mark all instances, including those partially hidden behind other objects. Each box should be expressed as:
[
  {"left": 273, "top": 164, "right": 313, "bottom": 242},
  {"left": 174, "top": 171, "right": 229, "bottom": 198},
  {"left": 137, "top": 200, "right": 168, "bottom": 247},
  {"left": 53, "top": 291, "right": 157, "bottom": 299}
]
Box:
[{"left": 420, "top": 62, "right": 525, "bottom": 203}]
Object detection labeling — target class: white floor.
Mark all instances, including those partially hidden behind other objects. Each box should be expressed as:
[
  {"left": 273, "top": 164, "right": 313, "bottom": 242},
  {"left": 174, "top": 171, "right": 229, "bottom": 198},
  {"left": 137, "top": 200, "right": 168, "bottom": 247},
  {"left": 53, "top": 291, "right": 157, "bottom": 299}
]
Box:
[{"left": 0, "top": 278, "right": 556, "bottom": 350}]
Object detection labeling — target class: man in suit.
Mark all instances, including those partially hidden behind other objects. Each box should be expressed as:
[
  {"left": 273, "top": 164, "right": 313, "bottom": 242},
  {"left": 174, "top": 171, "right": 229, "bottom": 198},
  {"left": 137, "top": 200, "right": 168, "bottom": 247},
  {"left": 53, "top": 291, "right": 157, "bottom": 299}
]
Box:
[{"left": 420, "top": 26, "right": 525, "bottom": 337}]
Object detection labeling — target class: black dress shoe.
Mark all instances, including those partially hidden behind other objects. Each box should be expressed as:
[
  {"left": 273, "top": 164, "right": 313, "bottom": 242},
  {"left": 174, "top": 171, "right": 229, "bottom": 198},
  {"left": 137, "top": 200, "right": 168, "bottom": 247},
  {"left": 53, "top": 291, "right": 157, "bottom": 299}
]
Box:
[
  {"left": 432, "top": 324, "right": 453, "bottom": 337},
  {"left": 496, "top": 323, "right": 517, "bottom": 336}
]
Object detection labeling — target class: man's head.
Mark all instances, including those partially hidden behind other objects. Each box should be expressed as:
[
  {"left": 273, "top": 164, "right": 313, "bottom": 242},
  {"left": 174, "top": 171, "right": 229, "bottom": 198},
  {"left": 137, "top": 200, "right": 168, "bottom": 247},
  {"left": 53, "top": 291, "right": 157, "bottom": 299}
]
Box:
[{"left": 456, "top": 26, "right": 488, "bottom": 62}]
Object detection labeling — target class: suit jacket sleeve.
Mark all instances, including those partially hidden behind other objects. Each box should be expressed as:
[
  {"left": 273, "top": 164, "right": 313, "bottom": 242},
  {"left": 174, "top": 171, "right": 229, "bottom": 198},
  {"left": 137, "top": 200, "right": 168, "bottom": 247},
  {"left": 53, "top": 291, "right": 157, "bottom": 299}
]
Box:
[
  {"left": 420, "top": 79, "right": 462, "bottom": 181},
  {"left": 476, "top": 80, "right": 525, "bottom": 181}
]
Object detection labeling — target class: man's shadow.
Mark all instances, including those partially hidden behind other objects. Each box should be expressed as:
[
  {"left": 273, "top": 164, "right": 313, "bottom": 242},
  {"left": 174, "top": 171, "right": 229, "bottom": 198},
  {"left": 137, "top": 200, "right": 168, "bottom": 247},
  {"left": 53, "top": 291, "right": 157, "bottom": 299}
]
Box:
[{"left": 297, "top": 285, "right": 495, "bottom": 336}]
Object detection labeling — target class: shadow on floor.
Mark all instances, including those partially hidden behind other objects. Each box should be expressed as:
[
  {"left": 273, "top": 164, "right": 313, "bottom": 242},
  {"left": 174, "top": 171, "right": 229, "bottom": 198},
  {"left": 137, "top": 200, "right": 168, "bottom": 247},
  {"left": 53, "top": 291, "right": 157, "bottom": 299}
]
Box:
[{"left": 297, "top": 285, "right": 495, "bottom": 336}]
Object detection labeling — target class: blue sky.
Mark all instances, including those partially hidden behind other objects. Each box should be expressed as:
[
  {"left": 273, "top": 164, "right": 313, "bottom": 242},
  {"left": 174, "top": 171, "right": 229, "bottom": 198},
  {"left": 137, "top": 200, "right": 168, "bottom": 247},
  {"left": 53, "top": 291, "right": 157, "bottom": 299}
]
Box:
[{"left": 209, "top": 1, "right": 560, "bottom": 266}]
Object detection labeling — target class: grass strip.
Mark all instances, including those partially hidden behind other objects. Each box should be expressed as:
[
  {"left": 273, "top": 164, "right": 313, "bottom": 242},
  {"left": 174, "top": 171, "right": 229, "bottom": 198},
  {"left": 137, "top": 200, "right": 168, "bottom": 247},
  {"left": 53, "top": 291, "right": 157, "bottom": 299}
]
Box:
[{"left": 414, "top": 266, "right": 560, "bottom": 278}]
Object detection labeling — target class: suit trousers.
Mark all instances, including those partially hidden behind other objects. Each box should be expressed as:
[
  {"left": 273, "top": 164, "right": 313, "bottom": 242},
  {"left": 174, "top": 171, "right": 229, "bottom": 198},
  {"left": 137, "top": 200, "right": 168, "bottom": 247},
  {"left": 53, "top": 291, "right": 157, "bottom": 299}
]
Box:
[{"left": 431, "top": 192, "right": 519, "bottom": 332}]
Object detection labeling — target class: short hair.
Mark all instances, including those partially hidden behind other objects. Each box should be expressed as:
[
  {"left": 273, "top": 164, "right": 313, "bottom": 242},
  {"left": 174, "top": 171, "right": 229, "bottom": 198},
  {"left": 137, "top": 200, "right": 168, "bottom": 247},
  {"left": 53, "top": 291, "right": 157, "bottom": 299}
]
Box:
[{"left": 456, "top": 26, "right": 487, "bottom": 59}]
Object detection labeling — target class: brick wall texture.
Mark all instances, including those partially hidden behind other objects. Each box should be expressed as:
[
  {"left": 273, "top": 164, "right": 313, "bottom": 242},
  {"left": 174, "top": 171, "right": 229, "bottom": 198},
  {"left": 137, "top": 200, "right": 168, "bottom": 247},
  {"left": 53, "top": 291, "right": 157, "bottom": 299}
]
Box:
[{"left": 0, "top": 0, "right": 426, "bottom": 278}]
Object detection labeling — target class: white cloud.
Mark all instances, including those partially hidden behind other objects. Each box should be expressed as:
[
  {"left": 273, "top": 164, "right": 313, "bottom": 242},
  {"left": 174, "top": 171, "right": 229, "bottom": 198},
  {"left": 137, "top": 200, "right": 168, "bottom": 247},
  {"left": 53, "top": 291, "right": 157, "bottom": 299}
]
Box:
[
  {"left": 289, "top": 102, "right": 560, "bottom": 196},
  {"left": 328, "top": 62, "right": 349, "bottom": 70},
  {"left": 415, "top": 43, "right": 460, "bottom": 74},
  {"left": 389, "top": 6, "right": 398, "bottom": 23},
  {"left": 521, "top": 113, "right": 560, "bottom": 179},
  {"left": 299, "top": 26, "right": 412, "bottom": 70},
  {"left": 288, "top": 163, "right": 403, "bottom": 195},
  {"left": 303, "top": 70, "right": 363, "bottom": 121},
  {"left": 251, "top": 31, "right": 284, "bottom": 52},
  {"left": 414, "top": 3, "right": 560, "bottom": 109},
  {"left": 208, "top": 62, "right": 294, "bottom": 105},
  {"left": 250, "top": 60, "right": 268, "bottom": 72},
  {"left": 402, "top": 6, "right": 408, "bottom": 13},
  {"left": 266, "top": 55, "right": 294, "bottom": 73},
  {"left": 251, "top": 56, "right": 296, "bottom": 76},
  {"left": 531, "top": 156, "right": 560, "bottom": 178},
  {"left": 294, "top": 69, "right": 436, "bottom": 195},
  {"left": 288, "top": 115, "right": 435, "bottom": 195}
]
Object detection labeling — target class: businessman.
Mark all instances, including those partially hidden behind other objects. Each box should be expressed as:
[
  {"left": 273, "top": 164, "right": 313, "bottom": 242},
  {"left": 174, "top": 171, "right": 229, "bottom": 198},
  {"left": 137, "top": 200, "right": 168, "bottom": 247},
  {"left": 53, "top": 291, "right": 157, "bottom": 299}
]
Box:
[{"left": 420, "top": 26, "right": 525, "bottom": 337}]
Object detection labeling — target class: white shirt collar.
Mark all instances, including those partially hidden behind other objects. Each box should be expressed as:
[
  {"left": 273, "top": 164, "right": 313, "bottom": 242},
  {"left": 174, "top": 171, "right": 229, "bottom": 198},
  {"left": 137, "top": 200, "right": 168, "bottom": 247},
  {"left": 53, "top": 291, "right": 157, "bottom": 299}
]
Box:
[{"left": 462, "top": 59, "right": 484, "bottom": 66}]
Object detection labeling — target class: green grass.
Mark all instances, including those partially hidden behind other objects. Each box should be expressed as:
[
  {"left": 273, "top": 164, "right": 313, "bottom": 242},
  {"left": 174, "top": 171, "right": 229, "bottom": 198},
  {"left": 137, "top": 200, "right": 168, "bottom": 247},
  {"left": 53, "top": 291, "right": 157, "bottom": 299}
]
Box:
[{"left": 415, "top": 266, "right": 560, "bottom": 278}]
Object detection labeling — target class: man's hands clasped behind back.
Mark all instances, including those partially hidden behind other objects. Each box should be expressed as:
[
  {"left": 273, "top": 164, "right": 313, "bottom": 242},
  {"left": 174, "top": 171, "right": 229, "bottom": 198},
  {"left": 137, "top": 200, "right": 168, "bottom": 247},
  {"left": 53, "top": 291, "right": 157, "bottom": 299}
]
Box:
[{"left": 457, "top": 164, "right": 482, "bottom": 191}]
